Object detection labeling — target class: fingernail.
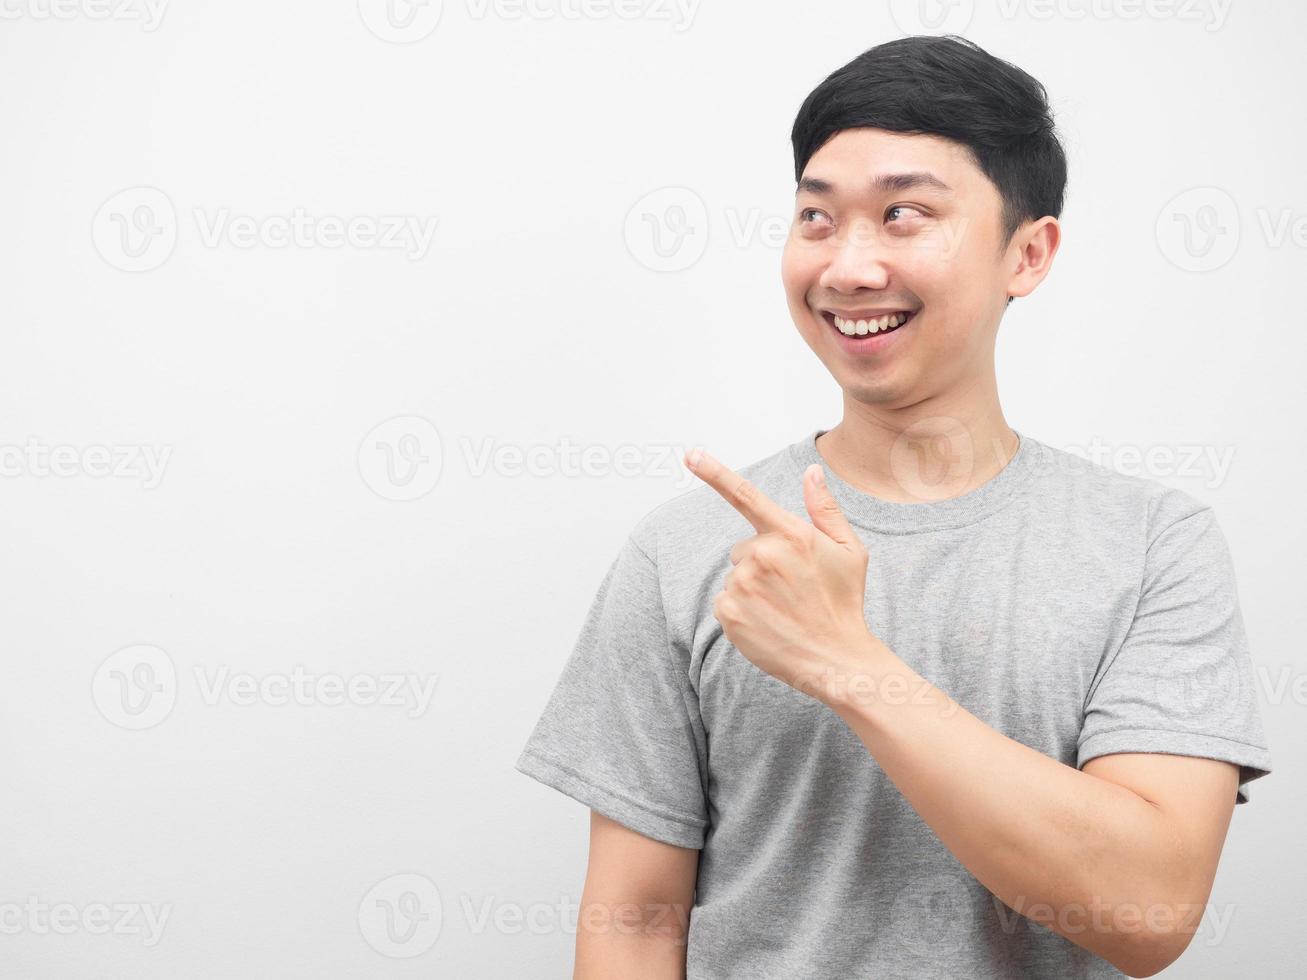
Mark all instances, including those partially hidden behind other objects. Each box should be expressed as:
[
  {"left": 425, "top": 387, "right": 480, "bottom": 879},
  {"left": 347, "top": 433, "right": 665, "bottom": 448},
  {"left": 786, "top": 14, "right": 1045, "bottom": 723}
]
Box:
[
  {"left": 686, "top": 447, "right": 703, "bottom": 469},
  {"left": 812, "top": 466, "right": 826, "bottom": 487}
]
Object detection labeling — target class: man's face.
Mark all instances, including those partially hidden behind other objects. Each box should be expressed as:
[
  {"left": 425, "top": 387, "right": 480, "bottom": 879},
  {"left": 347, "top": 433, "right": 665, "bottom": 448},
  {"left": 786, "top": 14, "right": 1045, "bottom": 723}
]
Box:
[{"left": 781, "top": 127, "right": 1016, "bottom": 408}]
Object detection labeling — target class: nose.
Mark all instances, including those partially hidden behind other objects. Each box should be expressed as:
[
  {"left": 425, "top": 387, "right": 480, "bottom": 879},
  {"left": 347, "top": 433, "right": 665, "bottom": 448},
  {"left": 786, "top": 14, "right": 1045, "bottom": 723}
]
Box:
[{"left": 818, "top": 217, "right": 892, "bottom": 294}]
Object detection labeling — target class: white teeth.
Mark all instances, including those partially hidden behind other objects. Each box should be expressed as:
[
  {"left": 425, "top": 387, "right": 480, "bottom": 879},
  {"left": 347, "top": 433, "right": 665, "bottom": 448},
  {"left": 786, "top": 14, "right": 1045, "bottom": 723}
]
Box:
[{"left": 832, "top": 312, "right": 909, "bottom": 336}]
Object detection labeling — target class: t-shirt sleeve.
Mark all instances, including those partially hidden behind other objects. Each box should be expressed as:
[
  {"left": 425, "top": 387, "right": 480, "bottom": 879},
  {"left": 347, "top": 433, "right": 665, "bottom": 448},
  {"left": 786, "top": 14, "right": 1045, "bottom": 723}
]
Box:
[
  {"left": 514, "top": 531, "right": 710, "bottom": 848},
  {"left": 1077, "top": 503, "right": 1273, "bottom": 804}
]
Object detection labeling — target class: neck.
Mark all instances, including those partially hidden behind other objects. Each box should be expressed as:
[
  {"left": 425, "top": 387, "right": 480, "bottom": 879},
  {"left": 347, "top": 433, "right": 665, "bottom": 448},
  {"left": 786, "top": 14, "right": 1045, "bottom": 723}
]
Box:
[{"left": 816, "top": 383, "right": 1018, "bottom": 504}]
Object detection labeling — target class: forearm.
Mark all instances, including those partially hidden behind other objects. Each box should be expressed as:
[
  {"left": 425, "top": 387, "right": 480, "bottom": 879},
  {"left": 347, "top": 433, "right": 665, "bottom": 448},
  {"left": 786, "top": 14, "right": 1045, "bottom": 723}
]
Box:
[
  {"left": 573, "top": 892, "right": 691, "bottom": 980},
  {"left": 825, "top": 635, "right": 1194, "bottom": 975}
]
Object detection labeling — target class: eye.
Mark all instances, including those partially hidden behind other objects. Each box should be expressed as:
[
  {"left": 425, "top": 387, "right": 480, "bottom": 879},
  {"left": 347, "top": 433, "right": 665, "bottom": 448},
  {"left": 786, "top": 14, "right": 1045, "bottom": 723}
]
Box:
[
  {"left": 886, "top": 204, "right": 926, "bottom": 223},
  {"left": 799, "top": 207, "right": 830, "bottom": 224}
]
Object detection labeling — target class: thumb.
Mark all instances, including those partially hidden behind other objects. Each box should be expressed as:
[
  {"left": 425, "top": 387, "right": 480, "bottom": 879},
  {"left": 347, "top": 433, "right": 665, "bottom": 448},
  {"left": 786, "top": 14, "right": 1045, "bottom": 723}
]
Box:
[{"left": 802, "top": 463, "right": 857, "bottom": 547}]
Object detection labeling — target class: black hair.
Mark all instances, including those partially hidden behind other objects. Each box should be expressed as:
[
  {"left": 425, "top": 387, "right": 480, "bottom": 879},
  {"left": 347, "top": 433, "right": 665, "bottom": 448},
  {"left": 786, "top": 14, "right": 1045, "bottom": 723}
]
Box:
[{"left": 790, "top": 35, "right": 1067, "bottom": 251}]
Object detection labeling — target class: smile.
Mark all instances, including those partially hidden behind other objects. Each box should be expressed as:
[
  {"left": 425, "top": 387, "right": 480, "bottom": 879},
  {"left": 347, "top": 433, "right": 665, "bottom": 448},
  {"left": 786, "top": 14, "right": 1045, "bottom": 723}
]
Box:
[{"left": 820, "top": 308, "right": 918, "bottom": 339}]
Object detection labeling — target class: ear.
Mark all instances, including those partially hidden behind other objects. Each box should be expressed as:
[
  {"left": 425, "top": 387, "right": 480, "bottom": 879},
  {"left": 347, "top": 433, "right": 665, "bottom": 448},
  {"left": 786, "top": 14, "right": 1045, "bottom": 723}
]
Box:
[{"left": 1006, "top": 216, "right": 1061, "bottom": 300}]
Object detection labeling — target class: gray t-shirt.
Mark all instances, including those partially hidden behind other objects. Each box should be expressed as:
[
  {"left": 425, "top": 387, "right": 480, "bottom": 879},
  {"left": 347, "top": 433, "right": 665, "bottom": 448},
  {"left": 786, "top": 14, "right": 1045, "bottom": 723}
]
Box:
[{"left": 514, "top": 427, "right": 1273, "bottom": 978}]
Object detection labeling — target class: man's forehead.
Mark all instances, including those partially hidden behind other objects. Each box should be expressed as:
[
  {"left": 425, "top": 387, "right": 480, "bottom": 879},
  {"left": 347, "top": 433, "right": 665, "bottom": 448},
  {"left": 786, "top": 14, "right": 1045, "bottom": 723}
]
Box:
[
  {"left": 800, "top": 129, "right": 975, "bottom": 193},
  {"left": 797, "top": 171, "right": 955, "bottom": 198}
]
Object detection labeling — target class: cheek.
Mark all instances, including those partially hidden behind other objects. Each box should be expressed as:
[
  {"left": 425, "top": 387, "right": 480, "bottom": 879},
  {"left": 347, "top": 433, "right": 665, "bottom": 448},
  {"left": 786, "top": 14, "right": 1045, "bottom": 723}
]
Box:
[
  {"left": 899, "top": 216, "right": 975, "bottom": 280},
  {"left": 782, "top": 260, "right": 820, "bottom": 328},
  {"left": 780, "top": 239, "right": 810, "bottom": 297},
  {"left": 889, "top": 250, "right": 944, "bottom": 317}
]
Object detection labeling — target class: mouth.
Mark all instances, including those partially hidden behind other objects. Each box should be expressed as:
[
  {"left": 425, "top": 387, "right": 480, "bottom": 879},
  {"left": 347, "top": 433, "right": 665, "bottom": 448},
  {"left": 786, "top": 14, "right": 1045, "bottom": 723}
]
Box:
[{"left": 819, "top": 307, "right": 918, "bottom": 346}]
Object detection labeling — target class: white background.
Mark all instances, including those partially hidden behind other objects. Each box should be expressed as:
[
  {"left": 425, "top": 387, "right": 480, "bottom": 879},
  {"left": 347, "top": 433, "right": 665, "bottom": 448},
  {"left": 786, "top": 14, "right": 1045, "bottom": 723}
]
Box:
[{"left": 0, "top": 0, "right": 1302, "bottom": 976}]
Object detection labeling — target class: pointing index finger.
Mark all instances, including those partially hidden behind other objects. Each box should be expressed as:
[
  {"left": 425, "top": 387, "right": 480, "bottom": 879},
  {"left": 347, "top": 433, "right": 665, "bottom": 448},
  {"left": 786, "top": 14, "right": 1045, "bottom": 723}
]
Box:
[{"left": 685, "top": 448, "right": 797, "bottom": 534}]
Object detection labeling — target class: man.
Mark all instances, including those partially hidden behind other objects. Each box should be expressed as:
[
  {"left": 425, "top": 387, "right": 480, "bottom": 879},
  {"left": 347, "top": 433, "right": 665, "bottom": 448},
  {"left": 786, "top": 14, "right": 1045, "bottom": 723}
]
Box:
[{"left": 515, "top": 34, "right": 1272, "bottom": 979}]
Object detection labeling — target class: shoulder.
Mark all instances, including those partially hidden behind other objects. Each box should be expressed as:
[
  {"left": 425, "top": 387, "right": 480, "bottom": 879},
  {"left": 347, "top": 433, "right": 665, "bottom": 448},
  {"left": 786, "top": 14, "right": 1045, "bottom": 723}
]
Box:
[
  {"left": 1021, "top": 435, "right": 1216, "bottom": 548},
  {"left": 625, "top": 438, "right": 802, "bottom": 569}
]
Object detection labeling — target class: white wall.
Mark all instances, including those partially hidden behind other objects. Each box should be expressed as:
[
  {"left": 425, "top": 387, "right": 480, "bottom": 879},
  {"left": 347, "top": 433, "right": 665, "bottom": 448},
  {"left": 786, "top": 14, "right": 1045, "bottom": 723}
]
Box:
[{"left": 0, "top": 1, "right": 1301, "bottom": 976}]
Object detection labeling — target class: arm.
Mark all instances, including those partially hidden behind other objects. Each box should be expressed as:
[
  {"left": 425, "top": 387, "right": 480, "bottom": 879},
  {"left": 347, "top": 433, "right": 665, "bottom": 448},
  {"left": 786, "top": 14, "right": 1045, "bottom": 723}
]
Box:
[
  {"left": 830, "top": 641, "right": 1239, "bottom": 977},
  {"left": 684, "top": 450, "right": 1245, "bottom": 978},
  {"left": 574, "top": 810, "right": 700, "bottom": 980}
]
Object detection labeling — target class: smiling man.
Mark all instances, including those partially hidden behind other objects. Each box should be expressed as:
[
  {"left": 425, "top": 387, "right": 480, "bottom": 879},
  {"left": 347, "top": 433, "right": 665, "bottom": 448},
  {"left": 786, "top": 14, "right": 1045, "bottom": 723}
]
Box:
[{"left": 515, "top": 34, "right": 1273, "bottom": 979}]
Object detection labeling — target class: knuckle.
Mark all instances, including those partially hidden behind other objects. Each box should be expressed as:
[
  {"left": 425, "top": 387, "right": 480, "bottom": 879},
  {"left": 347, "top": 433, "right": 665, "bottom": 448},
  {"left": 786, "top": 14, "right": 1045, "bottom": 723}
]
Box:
[
  {"left": 750, "top": 542, "right": 776, "bottom": 571},
  {"left": 768, "top": 527, "right": 806, "bottom": 558},
  {"left": 713, "top": 591, "right": 735, "bottom": 623},
  {"left": 731, "top": 478, "right": 758, "bottom": 508}
]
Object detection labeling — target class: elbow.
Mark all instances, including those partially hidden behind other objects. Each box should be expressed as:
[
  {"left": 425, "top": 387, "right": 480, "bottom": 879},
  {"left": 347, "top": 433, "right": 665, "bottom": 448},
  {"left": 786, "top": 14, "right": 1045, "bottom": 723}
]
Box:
[
  {"left": 1099, "top": 839, "right": 1210, "bottom": 976},
  {"left": 1107, "top": 922, "right": 1194, "bottom": 977}
]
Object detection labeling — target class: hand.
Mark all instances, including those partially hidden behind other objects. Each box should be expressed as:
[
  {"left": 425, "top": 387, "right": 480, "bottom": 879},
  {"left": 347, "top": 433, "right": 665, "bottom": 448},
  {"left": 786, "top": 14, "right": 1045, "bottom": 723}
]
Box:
[{"left": 684, "top": 447, "right": 884, "bottom": 705}]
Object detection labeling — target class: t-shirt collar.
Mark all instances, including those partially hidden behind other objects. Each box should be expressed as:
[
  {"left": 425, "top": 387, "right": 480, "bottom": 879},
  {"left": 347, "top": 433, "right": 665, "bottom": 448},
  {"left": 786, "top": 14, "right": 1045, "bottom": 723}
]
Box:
[{"left": 785, "top": 427, "right": 1038, "bottom": 534}]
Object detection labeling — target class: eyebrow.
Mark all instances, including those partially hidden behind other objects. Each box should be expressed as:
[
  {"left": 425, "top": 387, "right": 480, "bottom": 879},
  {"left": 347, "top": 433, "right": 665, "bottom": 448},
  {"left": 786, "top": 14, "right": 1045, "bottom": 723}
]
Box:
[{"left": 796, "top": 172, "right": 953, "bottom": 196}]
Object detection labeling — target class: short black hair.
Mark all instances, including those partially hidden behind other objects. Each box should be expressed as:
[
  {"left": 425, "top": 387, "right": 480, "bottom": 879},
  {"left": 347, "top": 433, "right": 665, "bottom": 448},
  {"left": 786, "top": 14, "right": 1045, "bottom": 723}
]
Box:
[{"left": 791, "top": 35, "right": 1067, "bottom": 250}]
